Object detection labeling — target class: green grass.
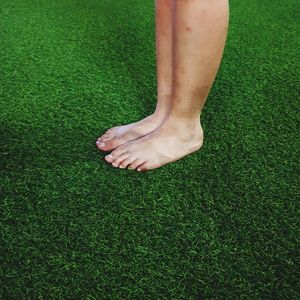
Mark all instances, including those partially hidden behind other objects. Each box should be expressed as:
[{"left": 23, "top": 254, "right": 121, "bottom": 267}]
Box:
[{"left": 0, "top": 0, "right": 299, "bottom": 298}]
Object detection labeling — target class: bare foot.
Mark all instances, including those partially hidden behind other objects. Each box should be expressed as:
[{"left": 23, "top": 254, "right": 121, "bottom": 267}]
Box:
[
  {"left": 104, "top": 115, "right": 204, "bottom": 171},
  {"left": 95, "top": 100, "right": 173, "bottom": 152}
]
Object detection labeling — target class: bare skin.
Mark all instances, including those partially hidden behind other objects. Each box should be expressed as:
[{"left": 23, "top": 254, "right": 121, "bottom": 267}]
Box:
[
  {"left": 96, "top": 0, "right": 173, "bottom": 152},
  {"left": 104, "top": 114, "right": 204, "bottom": 170},
  {"left": 97, "top": 0, "right": 229, "bottom": 171}
]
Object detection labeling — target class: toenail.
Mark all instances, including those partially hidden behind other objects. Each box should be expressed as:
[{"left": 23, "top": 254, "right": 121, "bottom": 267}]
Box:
[
  {"left": 119, "top": 165, "right": 125, "bottom": 169},
  {"left": 105, "top": 154, "right": 112, "bottom": 160},
  {"left": 112, "top": 162, "right": 117, "bottom": 167},
  {"left": 137, "top": 168, "right": 142, "bottom": 172},
  {"left": 99, "top": 142, "right": 105, "bottom": 147}
]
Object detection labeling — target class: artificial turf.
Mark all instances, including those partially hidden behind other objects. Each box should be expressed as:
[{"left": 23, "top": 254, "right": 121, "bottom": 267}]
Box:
[{"left": 0, "top": 0, "right": 299, "bottom": 298}]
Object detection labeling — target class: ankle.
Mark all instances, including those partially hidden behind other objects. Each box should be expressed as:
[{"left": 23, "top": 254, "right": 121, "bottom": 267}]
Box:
[
  {"left": 153, "top": 95, "right": 172, "bottom": 118},
  {"left": 162, "top": 117, "right": 203, "bottom": 141},
  {"left": 165, "top": 113, "right": 201, "bottom": 128},
  {"left": 152, "top": 107, "right": 170, "bottom": 121}
]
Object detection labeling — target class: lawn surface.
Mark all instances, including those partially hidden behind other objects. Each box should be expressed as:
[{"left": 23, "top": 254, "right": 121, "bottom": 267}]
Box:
[{"left": 1, "top": 0, "right": 299, "bottom": 298}]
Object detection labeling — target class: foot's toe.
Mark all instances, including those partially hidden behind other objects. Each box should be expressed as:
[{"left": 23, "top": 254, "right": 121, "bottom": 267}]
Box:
[
  {"left": 105, "top": 154, "right": 114, "bottom": 163},
  {"left": 99, "top": 126, "right": 121, "bottom": 139},
  {"left": 119, "top": 156, "right": 137, "bottom": 169},
  {"left": 96, "top": 139, "right": 115, "bottom": 151},
  {"left": 112, "top": 153, "right": 130, "bottom": 168},
  {"left": 128, "top": 159, "right": 145, "bottom": 171},
  {"left": 98, "top": 132, "right": 115, "bottom": 142},
  {"left": 96, "top": 140, "right": 109, "bottom": 151},
  {"left": 110, "top": 144, "right": 129, "bottom": 158},
  {"left": 136, "top": 162, "right": 152, "bottom": 172},
  {"left": 99, "top": 134, "right": 131, "bottom": 151},
  {"left": 96, "top": 140, "right": 103, "bottom": 150}
]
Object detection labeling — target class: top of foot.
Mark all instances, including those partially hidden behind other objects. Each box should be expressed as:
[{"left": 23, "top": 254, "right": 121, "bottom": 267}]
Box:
[
  {"left": 104, "top": 116, "right": 204, "bottom": 172},
  {"left": 96, "top": 113, "right": 165, "bottom": 152}
]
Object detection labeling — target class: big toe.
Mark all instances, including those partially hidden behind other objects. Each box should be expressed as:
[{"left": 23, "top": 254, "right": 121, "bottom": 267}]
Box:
[
  {"left": 98, "top": 132, "right": 115, "bottom": 142},
  {"left": 97, "top": 134, "right": 130, "bottom": 152},
  {"left": 96, "top": 139, "right": 109, "bottom": 151}
]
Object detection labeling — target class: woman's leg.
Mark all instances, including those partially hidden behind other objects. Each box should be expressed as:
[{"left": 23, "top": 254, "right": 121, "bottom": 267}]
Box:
[
  {"left": 96, "top": 0, "right": 173, "bottom": 152},
  {"left": 154, "top": 0, "right": 174, "bottom": 115},
  {"left": 106, "top": 0, "right": 229, "bottom": 171}
]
